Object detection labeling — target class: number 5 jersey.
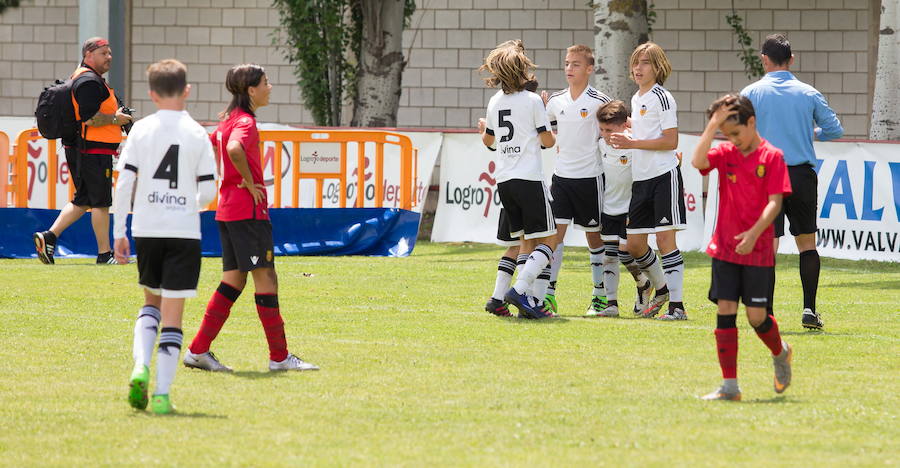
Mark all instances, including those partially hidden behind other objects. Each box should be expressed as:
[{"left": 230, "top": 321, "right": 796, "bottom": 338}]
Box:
[{"left": 484, "top": 90, "right": 552, "bottom": 183}]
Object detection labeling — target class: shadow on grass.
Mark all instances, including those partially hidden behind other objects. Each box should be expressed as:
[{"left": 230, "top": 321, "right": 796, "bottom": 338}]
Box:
[
  {"left": 494, "top": 316, "right": 571, "bottom": 324},
  {"left": 131, "top": 411, "right": 227, "bottom": 419},
  {"left": 744, "top": 395, "right": 797, "bottom": 404},
  {"left": 823, "top": 280, "right": 900, "bottom": 290},
  {"left": 231, "top": 370, "right": 283, "bottom": 379},
  {"left": 780, "top": 330, "right": 844, "bottom": 336}
]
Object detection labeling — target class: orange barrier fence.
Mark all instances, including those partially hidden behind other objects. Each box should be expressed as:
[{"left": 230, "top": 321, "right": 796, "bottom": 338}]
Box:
[{"left": 4, "top": 128, "right": 418, "bottom": 211}]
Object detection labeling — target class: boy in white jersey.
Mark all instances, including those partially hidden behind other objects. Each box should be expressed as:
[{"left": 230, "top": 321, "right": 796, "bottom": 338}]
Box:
[
  {"left": 478, "top": 40, "right": 557, "bottom": 319},
  {"left": 609, "top": 42, "right": 687, "bottom": 321},
  {"left": 540, "top": 45, "right": 612, "bottom": 317},
  {"left": 594, "top": 101, "right": 653, "bottom": 317},
  {"left": 112, "top": 59, "right": 217, "bottom": 414}
]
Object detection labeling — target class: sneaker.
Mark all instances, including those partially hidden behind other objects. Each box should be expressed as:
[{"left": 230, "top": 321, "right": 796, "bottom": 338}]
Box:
[
  {"left": 33, "top": 231, "right": 56, "bottom": 264},
  {"left": 801, "top": 308, "right": 823, "bottom": 330},
  {"left": 96, "top": 251, "right": 117, "bottom": 265},
  {"left": 700, "top": 386, "right": 742, "bottom": 401},
  {"left": 773, "top": 342, "right": 793, "bottom": 394},
  {"left": 504, "top": 288, "right": 549, "bottom": 319},
  {"left": 595, "top": 304, "right": 619, "bottom": 318},
  {"left": 633, "top": 280, "right": 652, "bottom": 315},
  {"left": 128, "top": 363, "right": 149, "bottom": 410},
  {"left": 544, "top": 294, "right": 558, "bottom": 314},
  {"left": 639, "top": 291, "right": 669, "bottom": 318},
  {"left": 150, "top": 394, "right": 175, "bottom": 414},
  {"left": 183, "top": 350, "right": 233, "bottom": 372},
  {"left": 584, "top": 295, "right": 608, "bottom": 316},
  {"left": 269, "top": 353, "right": 320, "bottom": 371},
  {"left": 657, "top": 307, "right": 688, "bottom": 321},
  {"left": 484, "top": 298, "right": 512, "bottom": 317}
]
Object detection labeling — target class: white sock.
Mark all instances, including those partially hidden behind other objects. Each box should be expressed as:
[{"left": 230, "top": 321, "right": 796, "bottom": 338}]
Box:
[
  {"left": 634, "top": 248, "right": 666, "bottom": 291},
  {"left": 589, "top": 246, "right": 606, "bottom": 297},
  {"left": 492, "top": 256, "right": 517, "bottom": 300},
  {"left": 530, "top": 266, "right": 551, "bottom": 301},
  {"left": 154, "top": 327, "right": 183, "bottom": 396},
  {"left": 661, "top": 249, "right": 685, "bottom": 302},
  {"left": 549, "top": 242, "right": 564, "bottom": 287},
  {"left": 514, "top": 244, "right": 553, "bottom": 294},
  {"left": 133, "top": 305, "right": 160, "bottom": 367},
  {"left": 602, "top": 243, "right": 621, "bottom": 301}
]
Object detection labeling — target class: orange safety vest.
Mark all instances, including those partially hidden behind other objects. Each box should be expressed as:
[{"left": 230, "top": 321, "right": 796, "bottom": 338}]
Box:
[{"left": 70, "top": 67, "right": 123, "bottom": 148}]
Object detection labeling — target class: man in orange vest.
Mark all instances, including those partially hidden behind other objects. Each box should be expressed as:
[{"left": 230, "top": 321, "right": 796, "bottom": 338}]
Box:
[{"left": 33, "top": 37, "right": 134, "bottom": 265}]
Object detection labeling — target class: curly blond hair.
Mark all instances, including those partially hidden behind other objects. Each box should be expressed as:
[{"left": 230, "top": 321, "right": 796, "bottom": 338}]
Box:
[{"left": 479, "top": 40, "right": 537, "bottom": 94}]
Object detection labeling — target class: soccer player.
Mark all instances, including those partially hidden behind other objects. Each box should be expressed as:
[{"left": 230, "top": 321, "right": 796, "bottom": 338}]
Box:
[
  {"left": 541, "top": 45, "right": 612, "bottom": 316},
  {"left": 742, "top": 34, "right": 843, "bottom": 330},
  {"left": 477, "top": 40, "right": 557, "bottom": 319},
  {"left": 484, "top": 209, "right": 520, "bottom": 317},
  {"left": 609, "top": 42, "right": 686, "bottom": 321},
  {"left": 692, "top": 94, "right": 793, "bottom": 401},
  {"left": 593, "top": 100, "right": 652, "bottom": 317},
  {"left": 183, "top": 64, "right": 319, "bottom": 372},
  {"left": 112, "top": 59, "right": 217, "bottom": 414}
]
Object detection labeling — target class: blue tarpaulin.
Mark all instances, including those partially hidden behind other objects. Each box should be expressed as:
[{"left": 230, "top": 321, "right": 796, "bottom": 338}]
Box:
[{"left": 0, "top": 207, "right": 420, "bottom": 259}]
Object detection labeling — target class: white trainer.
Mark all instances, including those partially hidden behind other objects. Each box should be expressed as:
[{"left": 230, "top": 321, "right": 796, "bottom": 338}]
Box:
[
  {"left": 269, "top": 353, "right": 319, "bottom": 372},
  {"left": 183, "top": 350, "right": 233, "bottom": 372}
]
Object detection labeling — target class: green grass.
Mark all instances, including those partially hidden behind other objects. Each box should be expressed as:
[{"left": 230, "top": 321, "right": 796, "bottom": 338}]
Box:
[{"left": 0, "top": 242, "right": 897, "bottom": 466}]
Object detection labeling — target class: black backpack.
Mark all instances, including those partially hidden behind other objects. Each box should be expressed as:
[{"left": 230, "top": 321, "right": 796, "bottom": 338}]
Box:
[{"left": 35, "top": 72, "right": 103, "bottom": 141}]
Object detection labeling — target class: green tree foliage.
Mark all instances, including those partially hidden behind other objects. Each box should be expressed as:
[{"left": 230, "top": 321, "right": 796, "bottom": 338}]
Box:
[{"left": 0, "top": 0, "right": 20, "bottom": 15}]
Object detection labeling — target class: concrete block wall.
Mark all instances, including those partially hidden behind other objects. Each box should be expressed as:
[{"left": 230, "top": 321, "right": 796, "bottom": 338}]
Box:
[{"left": 0, "top": 0, "right": 79, "bottom": 120}]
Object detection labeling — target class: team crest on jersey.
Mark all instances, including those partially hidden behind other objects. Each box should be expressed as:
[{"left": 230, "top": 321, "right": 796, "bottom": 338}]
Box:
[
  {"left": 756, "top": 164, "right": 766, "bottom": 178},
  {"left": 639, "top": 104, "right": 647, "bottom": 116},
  {"left": 580, "top": 108, "right": 588, "bottom": 118},
  {"left": 619, "top": 155, "right": 628, "bottom": 165},
  {"left": 726, "top": 172, "right": 736, "bottom": 183}
]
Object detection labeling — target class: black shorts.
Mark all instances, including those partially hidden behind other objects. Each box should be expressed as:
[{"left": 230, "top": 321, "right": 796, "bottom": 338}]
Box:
[
  {"left": 218, "top": 219, "right": 276, "bottom": 272},
  {"left": 67, "top": 147, "right": 112, "bottom": 208},
  {"left": 497, "top": 179, "right": 556, "bottom": 240},
  {"left": 775, "top": 164, "right": 817, "bottom": 237},
  {"left": 496, "top": 208, "right": 519, "bottom": 246},
  {"left": 627, "top": 167, "right": 687, "bottom": 234},
  {"left": 601, "top": 212, "right": 628, "bottom": 243},
  {"left": 135, "top": 237, "right": 202, "bottom": 298},
  {"left": 550, "top": 174, "right": 603, "bottom": 231},
  {"left": 708, "top": 258, "right": 773, "bottom": 308}
]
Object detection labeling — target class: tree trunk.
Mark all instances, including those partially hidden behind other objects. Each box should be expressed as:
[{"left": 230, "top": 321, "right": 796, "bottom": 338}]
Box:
[
  {"left": 870, "top": 0, "right": 899, "bottom": 139},
  {"left": 592, "top": 0, "right": 649, "bottom": 101},
  {"left": 351, "top": 0, "right": 406, "bottom": 127}
]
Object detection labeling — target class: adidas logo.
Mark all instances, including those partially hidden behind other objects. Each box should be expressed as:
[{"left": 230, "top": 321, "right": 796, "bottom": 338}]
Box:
[
  {"left": 660, "top": 217, "right": 670, "bottom": 224},
  {"left": 250, "top": 255, "right": 259, "bottom": 265},
  {"left": 588, "top": 219, "right": 598, "bottom": 225}
]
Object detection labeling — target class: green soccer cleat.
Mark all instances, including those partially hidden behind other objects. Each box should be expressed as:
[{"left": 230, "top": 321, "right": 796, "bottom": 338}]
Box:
[
  {"left": 584, "top": 295, "right": 608, "bottom": 317},
  {"left": 544, "top": 294, "right": 558, "bottom": 315},
  {"left": 151, "top": 394, "right": 176, "bottom": 415},
  {"left": 128, "top": 363, "right": 149, "bottom": 410}
]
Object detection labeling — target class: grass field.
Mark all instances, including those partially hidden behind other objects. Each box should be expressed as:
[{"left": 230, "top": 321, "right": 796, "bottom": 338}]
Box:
[{"left": 0, "top": 242, "right": 897, "bottom": 466}]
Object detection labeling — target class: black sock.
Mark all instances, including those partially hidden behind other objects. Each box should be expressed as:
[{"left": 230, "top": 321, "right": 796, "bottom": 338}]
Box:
[
  {"left": 717, "top": 314, "right": 737, "bottom": 329},
  {"left": 670, "top": 301, "right": 684, "bottom": 311},
  {"left": 767, "top": 259, "right": 776, "bottom": 316},
  {"left": 799, "top": 250, "right": 820, "bottom": 312}
]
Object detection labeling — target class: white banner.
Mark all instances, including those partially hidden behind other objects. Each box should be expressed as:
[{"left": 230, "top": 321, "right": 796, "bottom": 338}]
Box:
[
  {"left": 432, "top": 132, "right": 706, "bottom": 250},
  {"left": 703, "top": 140, "right": 900, "bottom": 262}
]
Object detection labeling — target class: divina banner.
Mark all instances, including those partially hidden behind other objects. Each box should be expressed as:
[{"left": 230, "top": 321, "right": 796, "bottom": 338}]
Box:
[
  {"left": 704, "top": 140, "right": 900, "bottom": 262},
  {"left": 431, "top": 132, "right": 706, "bottom": 251}
]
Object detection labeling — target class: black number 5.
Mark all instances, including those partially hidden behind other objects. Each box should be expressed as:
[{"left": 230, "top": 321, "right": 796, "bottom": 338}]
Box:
[
  {"left": 498, "top": 109, "right": 514, "bottom": 143},
  {"left": 153, "top": 144, "right": 179, "bottom": 189}
]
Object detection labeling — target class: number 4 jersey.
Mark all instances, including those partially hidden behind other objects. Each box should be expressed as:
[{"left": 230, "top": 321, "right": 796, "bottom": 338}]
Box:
[
  {"left": 113, "top": 109, "right": 218, "bottom": 240},
  {"left": 484, "top": 90, "right": 552, "bottom": 183}
]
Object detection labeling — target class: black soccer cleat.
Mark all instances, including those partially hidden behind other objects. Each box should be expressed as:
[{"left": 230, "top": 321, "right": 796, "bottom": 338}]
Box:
[
  {"left": 801, "top": 308, "right": 823, "bottom": 330},
  {"left": 96, "top": 251, "right": 117, "bottom": 265},
  {"left": 484, "top": 298, "right": 513, "bottom": 317},
  {"left": 33, "top": 231, "right": 56, "bottom": 264}
]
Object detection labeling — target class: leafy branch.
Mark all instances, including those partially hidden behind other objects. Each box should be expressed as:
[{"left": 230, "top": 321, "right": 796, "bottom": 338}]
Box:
[
  {"left": 725, "top": 3, "right": 764, "bottom": 79},
  {"left": 0, "top": 0, "right": 20, "bottom": 15}
]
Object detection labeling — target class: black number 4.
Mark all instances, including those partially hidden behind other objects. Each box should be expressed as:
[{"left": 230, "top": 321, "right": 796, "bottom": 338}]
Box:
[
  {"left": 498, "top": 109, "right": 514, "bottom": 143},
  {"left": 153, "top": 145, "right": 179, "bottom": 189}
]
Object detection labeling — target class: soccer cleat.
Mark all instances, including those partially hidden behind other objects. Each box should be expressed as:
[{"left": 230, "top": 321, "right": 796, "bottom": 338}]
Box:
[
  {"left": 639, "top": 291, "right": 669, "bottom": 318},
  {"left": 633, "top": 280, "right": 652, "bottom": 315},
  {"left": 801, "top": 308, "right": 823, "bottom": 330},
  {"left": 150, "top": 394, "right": 175, "bottom": 414},
  {"left": 773, "top": 342, "right": 793, "bottom": 394},
  {"left": 269, "top": 353, "right": 320, "bottom": 371},
  {"left": 183, "top": 350, "right": 233, "bottom": 372},
  {"left": 127, "top": 363, "right": 150, "bottom": 410},
  {"left": 504, "top": 288, "right": 548, "bottom": 319},
  {"left": 584, "top": 295, "right": 608, "bottom": 317},
  {"left": 544, "top": 294, "right": 558, "bottom": 315},
  {"left": 594, "top": 304, "right": 619, "bottom": 317},
  {"left": 96, "top": 251, "right": 117, "bottom": 265},
  {"left": 484, "top": 298, "right": 513, "bottom": 317},
  {"left": 657, "top": 307, "right": 688, "bottom": 321},
  {"left": 33, "top": 231, "right": 56, "bottom": 264},
  {"left": 700, "top": 387, "right": 742, "bottom": 401}
]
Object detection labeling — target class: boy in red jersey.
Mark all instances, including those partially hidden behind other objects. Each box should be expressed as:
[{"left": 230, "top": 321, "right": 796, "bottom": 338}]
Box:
[
  {"left": 691, "top": 93, "right": 793, "bottom": 401},
  {"left": 183, "top": 64, "right": 318, "bottom": 372}
]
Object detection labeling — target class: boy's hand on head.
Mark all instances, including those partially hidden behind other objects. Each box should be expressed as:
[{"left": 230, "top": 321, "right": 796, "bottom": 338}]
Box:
[
  {"left": 709, "top": 97, "right": 738, "bottom": 127},
  {"left": 734, "top": 230, "right": 758, "bottom": 255}
]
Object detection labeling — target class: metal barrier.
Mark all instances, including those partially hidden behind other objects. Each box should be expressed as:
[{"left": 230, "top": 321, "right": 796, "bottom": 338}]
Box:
[{"left": 4, "top": 128, "right": 419, "bottom": 211}]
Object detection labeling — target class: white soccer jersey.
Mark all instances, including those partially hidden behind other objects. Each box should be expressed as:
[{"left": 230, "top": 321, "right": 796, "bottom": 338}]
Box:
[
  {"left": 545, "top": 85, "right": 611, "bottom": 178},
  {"left": 599, "top": 136, "right": 634, "bottom": 216},
  {"left": 113, "top": 109, "right": 217, "bottom": 240},
  {"left": 484, "top": 90, "right": 552, "bottom": 183},
  {"left": 630, "top": 84, "right": 679, "bottom": 181}
]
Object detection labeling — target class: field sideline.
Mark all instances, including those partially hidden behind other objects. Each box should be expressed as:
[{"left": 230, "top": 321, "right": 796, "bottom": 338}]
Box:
[{"left": 0, "top": 242, "right": 897, "bottom": 466}]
